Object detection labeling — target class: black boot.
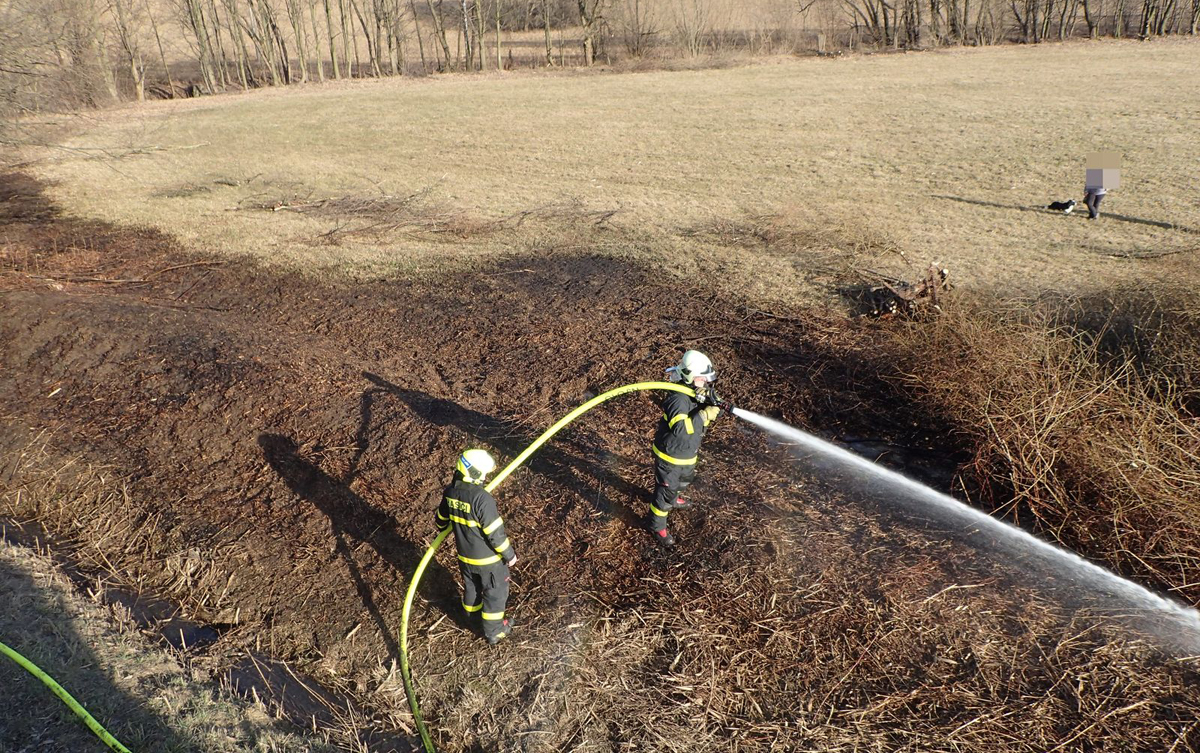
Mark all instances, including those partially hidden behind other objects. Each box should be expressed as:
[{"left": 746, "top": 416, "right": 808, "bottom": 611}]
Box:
[
  {"left": 647, "top": 523, "right": 675, "bottom": 548},
  {"left": 486, "top": 618, "right": 513, "bottom": 646}
]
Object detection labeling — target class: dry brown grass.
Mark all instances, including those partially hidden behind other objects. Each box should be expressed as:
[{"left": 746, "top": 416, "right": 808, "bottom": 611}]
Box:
[
  {"left": 886, "top": 288, "right": 1200, "bottom": 605},
  {"left": 396, "top": 462, "right": 1200, "bottom": 752},
  {"left": 0, "top": 527, "right": 329, "bottom": 752},
  {"left": 29, "top": 38, "right": 1200, "bottom": 306}
]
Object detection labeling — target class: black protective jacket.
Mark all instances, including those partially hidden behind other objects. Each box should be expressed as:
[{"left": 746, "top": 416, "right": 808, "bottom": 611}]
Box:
[
  {"left": 652, "top": 390, "right": 714, "bottom": 466},
  {"left": 436, "top": 478, "right": 515, "bottom": 569}
]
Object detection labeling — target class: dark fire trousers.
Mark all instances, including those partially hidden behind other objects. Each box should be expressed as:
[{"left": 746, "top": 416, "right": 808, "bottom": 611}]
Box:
[
  {"left": 649, "top": 457, "right": 697, "bottom": 533},
  {"left": 460, "top": 562, "right": 510, "bottom": 639}
]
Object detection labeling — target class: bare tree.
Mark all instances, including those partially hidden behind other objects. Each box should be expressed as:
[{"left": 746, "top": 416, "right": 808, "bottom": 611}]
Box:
[
  {"left": 307, "top": 0, "right": 326, "bottom": 80},
  {"left": 578, "top": 0, "right": 604, "bottom": 64},
  {"left": 408, "top": 0, "right": 428, "bottom": 70},
  {"left": 474, "top": 0, "right": 486, "bottom": 69},
  {"left": 108, "top": 0, "right": 146, "bottom": 100},
  {"left": 284, "top": 0, "right": 311, "bottom": 82},
  {"left": 495, "top": 0, "right": 503, "bottom": 69},
  {"left": 220, "top": 0, "right": 252, "bottom": 88},
  {"left": 842, "top": 0, "right": 897, "bottom": 45},
  {"left": 612, "top": 0, "right": 659, "bottom": 56},
  {"left": 459, "top": 0, "right": 473, "bottom": 68},
  {"left": 179, "top": 0, "right": 220, "bottom": 91},
  {"left": 323, "top": 0, "right": 342, "bottom": 77},
  {"left": 145, "top": 0, "right": 179, "bottom": 93},
  {"left": 426, "top": 0, "right": 454, "bottom": 68},
  {"left": 205, "top": 0, "right": 232, "bottom": 86},
  {"left": 672, "top": 0, "right": 711, "bottom": 56},
  {"left": 542, "top": 0, "right": 553, "bottom": 64}
]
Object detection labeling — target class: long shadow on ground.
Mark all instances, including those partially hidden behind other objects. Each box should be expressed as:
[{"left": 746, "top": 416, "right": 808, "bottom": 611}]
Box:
[
  {"left": 257, "top": 433, "right": 475, "bottom": 647},
  {"left": 0, "top": 547, "right": 197, "bottom": 752},
  {"left": 933, "top": 194, "right": 1196, "bottom": 232},
  {"left": 360, "top": 371, "right": 652, "bottom": 533}
]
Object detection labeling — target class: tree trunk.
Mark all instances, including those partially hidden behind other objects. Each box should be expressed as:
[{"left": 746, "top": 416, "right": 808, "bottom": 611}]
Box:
[
  {"left": 1082, "top": 0, "right": 1097, "bottom": 35},
  {"left": 110, "top": 0, "right": 146, "bottom": 101},
  {"left": 325, "top": 0, "right": 343, "bottom": 78},
  {"left": 244, "top": 0, "right": 280, "bottom": 86},
  {"left": 265, "top": 3, "right": 293, "bottom": 83},
  {"left": 309, "top": 0, "right": 327, "bottom": 80},
  {"left": 339, "top": 0, "right": 354, "bottom": 75},
  {"left": 183, "top": 0, "right": 219, "bottom": 91},
  {"left": 577, "top": 0, "right": 596, "bottom": 65},
  {"left": 220, "top": 0, "right": 252, "bottom": 88},
  {"left": 206, "top": 0, "right": 232, "bottom": 87},
  {"left": 495, "top": 0, "right": 502, "bottom": 69},
  {"left": 349, "top": 2, "right": 363, "bottom": 75},
  {"left": 475, "top": 0, "right": 487, "bottom": 70},
  {"left": 145, "top": 0, "right": 177, "bottom": 95},
  {"left": 543, "top": 0, "right": 553, "bottom": 64},
  {"left": 351, "top": 0, "right": 383, "bottom": 75},
  {"left": 427, "top": 0, "right": 454, "bottom": 68},
  {"left": 460, "top": 0, "right": 474, "bottom": 69},
  {"left": 409, "top": 0, "right": 429, "bottom": 71},
  {"left": 285, "top": 0, "right": 311, "bottom": 82}
]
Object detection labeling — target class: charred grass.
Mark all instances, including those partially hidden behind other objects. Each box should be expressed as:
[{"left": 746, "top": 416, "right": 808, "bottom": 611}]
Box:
[{"left": 4, "top": 170, "right": 1200, "bottom": 750}]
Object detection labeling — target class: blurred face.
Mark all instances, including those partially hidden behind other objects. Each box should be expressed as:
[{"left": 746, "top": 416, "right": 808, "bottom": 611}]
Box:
[{"left": 691, "top": 375, "right": 711, "bottom": 388}]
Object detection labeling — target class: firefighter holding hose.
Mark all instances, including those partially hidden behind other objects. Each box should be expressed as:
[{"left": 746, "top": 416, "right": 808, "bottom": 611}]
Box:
[
  {"left": 648, "top": 350, "right": 725, "bottom": 547},
  {"left": 436, "top": 449, "right": 517, "bottom": 645}
]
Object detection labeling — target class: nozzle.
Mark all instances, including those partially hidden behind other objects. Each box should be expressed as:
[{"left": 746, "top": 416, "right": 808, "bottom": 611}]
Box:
[{"left": 717, "top": 399, "right": 735, "bottom": 413}]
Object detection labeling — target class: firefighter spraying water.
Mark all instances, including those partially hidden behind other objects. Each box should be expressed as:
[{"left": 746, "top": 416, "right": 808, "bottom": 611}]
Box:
[
  {"left": 400, "top": 355, "right": 1200, "bottom": 753},
  {"left": 648, "top": 350, "right": 734, "bottom": 548}
]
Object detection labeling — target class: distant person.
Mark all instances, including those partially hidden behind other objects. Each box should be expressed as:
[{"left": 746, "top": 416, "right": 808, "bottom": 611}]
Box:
[
  {"left": 436, "top": 449, "right": 517, "bottom": 645},
  {"left": 1082, "top": 151, "right": 1121, "bottom": 220},
  {"left": 648, "top": 350, "right": 724, "bottom": 548}
]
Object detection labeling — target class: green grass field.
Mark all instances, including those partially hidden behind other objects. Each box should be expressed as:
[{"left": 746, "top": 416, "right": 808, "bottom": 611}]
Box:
[{"left": 37, "top": 38, "right": 1200, "bottom": 305}]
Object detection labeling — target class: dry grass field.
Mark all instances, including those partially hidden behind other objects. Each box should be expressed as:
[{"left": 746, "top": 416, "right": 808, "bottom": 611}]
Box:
[
  {"left": 7, "top": 38, "right": 1200, "bottom": 752},
  {"left": 36, "top": 38, "right": 1200, "bottom": 305}
]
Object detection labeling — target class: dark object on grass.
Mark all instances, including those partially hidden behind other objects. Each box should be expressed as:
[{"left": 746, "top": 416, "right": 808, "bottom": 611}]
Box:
[
  {"left": 858, "top": 264, "right": 950, "bottom": 319},
  {"left": 1049, "top": 199, "right": 1077, "bottom": 214}
]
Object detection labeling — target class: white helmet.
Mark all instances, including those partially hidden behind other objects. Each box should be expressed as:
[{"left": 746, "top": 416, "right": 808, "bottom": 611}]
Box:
[
  {"left": 669, "top": 350, "right": 716, "bottom": 386},
  {"left": 456, "top": 448, "right": 497, "bottom": 483}
]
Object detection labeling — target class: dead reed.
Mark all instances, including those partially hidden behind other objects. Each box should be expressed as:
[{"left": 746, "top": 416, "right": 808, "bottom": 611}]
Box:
[{"left": 887, "top": 291, "right": 1200, "bottom": 606}]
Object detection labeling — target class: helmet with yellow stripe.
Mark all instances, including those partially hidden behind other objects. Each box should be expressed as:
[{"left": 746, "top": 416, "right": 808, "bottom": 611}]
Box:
[{"left": 456, "top": 448, "right": 497, "bottom": 484}]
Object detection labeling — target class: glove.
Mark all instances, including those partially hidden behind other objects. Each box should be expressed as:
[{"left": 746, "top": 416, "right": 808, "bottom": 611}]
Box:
[{"left": 701, "top": 405, "right": 720, "bottom": 423}]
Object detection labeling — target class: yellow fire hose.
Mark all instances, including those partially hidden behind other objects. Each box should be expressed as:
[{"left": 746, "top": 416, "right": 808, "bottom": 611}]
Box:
[
  {"left": 0, "top": 639, "right": 134, "bottom": 753},
  {"left": 399, "top": 381, "right": 697, "bottom": 752}
]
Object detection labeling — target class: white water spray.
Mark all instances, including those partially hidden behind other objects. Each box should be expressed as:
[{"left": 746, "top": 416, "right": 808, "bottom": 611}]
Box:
[{"left": 731, "top": 407, "right": 1200, "bottom": 648}]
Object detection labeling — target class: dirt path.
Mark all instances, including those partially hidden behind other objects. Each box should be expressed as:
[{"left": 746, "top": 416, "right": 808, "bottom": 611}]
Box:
[{"left": 3, "top": 172, "right": 1197, "bottom": 752}]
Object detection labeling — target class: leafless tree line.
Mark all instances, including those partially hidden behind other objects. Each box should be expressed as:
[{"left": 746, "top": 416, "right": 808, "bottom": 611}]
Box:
[
  {"left": 840, "top": 0, "right": 1198, "bottom": 46},
  {"left": 2, "top": 0, "right": 1198, "bottom": 117}
]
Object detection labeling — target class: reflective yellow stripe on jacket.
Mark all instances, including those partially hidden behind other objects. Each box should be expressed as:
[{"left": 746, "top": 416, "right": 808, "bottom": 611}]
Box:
[
  {"left": 665, "top": 412, "right": 695, "bottom": 435},
  {"left": 458, "top": 553, "right": 502, "bottom": 566},
  {"left": 652, "top": 444, "right": 697, "bottom": 465}
]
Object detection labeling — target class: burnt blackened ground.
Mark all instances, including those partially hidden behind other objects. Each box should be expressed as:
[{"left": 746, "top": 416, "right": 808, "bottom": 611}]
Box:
[{"left": 2, "top": 172, "right": 1197, "bottom": 752}]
